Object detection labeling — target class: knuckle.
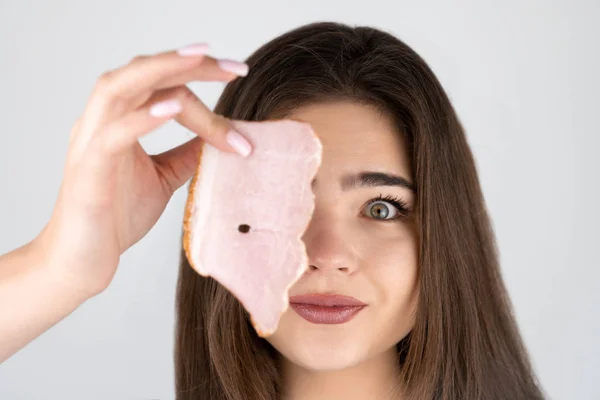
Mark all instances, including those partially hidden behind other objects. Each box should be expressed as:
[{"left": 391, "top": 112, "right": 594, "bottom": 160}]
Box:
[
  {"left": 207, "top": 115, "right": 226, "bottom": 137},
  {"left": 94, "top": 128, "right": 118, "bottom": 155},
  {"left": 93, "top": 71, "right": 120, "bottom": 102},
  {"left": 129, "top": 54, "right": 148, "bottom": 65},
  {"left": 176, "top": 86, "right": 196, "bottom": 103},
  {"left": 95, "top": 71, "right": 114, "bottom": 91},
  {"left": 170, "top": 86, "right": 187, "bottom": 98},
  {"left": 193, "top": 115, "right": 218, "bottom": 141},
  {"left": 86, "top": 133, "right": 109, "bottom": 156}
]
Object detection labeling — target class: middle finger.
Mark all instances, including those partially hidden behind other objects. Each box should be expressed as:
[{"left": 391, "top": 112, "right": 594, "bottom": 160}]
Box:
[{"left": 81, "top": 45, "right": 248, "bottom": 138}]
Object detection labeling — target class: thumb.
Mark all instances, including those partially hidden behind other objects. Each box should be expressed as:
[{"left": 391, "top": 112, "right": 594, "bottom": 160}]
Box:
[{"left": 151, "top": 136, "right": 204, "bottom": 194}]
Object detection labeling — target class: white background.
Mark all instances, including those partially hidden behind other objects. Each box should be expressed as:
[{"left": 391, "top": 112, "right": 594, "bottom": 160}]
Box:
[{"left": 0, "top": 0, "right": 598, "bottom": 399}]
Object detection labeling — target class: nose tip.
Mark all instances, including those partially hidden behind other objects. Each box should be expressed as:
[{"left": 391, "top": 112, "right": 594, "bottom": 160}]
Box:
[{"left": 302, "top": 212, "right": 357, "bottom": 274}]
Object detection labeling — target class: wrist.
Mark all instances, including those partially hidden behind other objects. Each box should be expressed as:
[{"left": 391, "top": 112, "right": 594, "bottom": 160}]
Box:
[{"left": 27, "top": 231, "right": 97, "bottom": 305}]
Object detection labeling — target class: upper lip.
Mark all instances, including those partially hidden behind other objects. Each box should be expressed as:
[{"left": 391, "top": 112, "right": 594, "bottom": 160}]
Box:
[{"left": 289, "top": 293, "right": 367, "bottom": 307}]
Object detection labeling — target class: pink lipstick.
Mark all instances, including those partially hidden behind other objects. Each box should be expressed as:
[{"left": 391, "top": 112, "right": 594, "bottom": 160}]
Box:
[{"left": 289, "top": 294, "right": 366, "bottom": 324}]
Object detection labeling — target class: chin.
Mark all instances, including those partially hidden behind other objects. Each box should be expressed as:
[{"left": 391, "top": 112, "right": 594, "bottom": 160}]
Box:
[{"left": 265, "top": 308, "right": 370, "bottom": 371}]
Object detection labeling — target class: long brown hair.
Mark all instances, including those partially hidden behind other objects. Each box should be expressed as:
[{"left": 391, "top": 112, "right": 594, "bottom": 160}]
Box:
[{"left": 174, "top": 22, "right": 546, "bottom": 400}]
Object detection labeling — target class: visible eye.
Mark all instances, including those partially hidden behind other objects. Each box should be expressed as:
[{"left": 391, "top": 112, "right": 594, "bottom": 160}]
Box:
[{"left": 362, "top": 194, "right": 410, "bottom": 223}]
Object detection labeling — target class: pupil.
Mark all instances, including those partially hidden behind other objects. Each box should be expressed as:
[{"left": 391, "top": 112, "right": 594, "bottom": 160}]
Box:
[{"left": 371, "top": 204, "right": 388, "bottom": 219}]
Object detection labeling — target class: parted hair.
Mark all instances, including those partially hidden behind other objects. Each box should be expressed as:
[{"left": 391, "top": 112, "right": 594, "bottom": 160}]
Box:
[{"left": 174, "top": 21, "right": 546, "bottom": 400}]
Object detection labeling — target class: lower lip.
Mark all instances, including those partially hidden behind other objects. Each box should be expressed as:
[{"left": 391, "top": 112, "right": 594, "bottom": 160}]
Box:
[{"left": 290, "top": 303, "right": 366, "bottom": 324}]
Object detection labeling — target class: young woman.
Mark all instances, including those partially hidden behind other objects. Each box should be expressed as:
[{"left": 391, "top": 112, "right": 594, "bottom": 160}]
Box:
[{"left": 0, "top": 22, "right": 546, "bottom": 399}]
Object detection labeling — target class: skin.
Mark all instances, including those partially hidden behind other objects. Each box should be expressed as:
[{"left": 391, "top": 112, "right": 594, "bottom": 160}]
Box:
[
  {"left": 0, "top": 46, "right": 419, "bottom": 400},
  {"left": 266, "top": 101, "right": 420, "bottom": 400},
  {"left": 0, "top": 44, "right": 251, "bottom": 362}
]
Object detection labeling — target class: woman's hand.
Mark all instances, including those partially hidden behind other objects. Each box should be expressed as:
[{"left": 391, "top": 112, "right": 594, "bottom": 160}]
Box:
[{"left": 34, "top": 43, "right": 252, "bottom": 299}]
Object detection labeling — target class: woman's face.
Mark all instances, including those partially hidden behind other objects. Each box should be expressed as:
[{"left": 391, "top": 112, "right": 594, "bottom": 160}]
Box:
[{"left": 265, "top": 100, "right": 420, "bottom": 371}]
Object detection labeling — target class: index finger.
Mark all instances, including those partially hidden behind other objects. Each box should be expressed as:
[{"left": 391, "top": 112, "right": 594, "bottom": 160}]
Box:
[{"left": 78, "top": 44, "right": 248, "bottom": 144}]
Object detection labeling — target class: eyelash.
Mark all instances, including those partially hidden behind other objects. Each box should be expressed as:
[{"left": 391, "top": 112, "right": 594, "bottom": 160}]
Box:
[{"left": 364, "top": 193, "right": 410, "bottom": 223}]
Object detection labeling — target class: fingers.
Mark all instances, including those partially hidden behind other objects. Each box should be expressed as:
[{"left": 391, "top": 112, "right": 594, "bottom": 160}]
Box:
[
  {"left": 151, "top": 136, "right": 203, "bottom": 194},
  {"left": 76, "top": 44, "right": 248, "bottom": 148},
  {"left": 155, "top": 56, "right": 249, "bottom": 92},
  {"left": 91, "top": 98, "right": 181, "bottom": 155},
  {"left": 95, "top": 50, "right": 246, "bottom": 104},
  {"left": 92, "top": 85, "right": 252, "bottom": 157},
  {"left": 165, "top": 86, "right": 252, "bottom": 157}
]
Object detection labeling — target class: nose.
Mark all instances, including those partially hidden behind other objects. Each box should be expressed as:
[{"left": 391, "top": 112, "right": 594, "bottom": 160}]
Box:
[{"left": 301, "top": 218, "right": 358, "bottom": 275}]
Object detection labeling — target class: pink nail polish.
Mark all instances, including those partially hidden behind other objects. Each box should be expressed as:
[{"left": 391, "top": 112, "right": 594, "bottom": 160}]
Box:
[
  {"left": 217, "top": 59, "right": 249, "bottom": 76},
  {"left": 177, "top": 43, "right": 210, "bottom": 56},
  {"left": 226, "top": 129, "right": 252, "bottom": 157},
  {"left": 149, "top": 99, "right": 182, "bottom": 118}
]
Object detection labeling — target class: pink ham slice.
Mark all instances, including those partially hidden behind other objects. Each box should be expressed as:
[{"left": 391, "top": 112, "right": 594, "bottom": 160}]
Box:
[{"left": 183, "top": 119, "right": 323, "bottom": 337}]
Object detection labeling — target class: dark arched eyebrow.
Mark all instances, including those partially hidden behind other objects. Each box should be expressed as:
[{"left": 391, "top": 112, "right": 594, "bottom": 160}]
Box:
[{"left": 311, "top": 171, "right": 416, "bottom": 193}]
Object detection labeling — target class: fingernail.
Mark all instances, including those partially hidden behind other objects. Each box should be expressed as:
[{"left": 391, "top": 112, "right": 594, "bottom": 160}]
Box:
[
  {"left": 226, "top": 129, "right": 252, "bottom": 157},
  {"left": 177, "top": 43, "right": 210, "bottom": 56},
  {"left": 217, "top": 59, "right": 249, "bottom": 76},
  {"left": 149, "top": 99, "right": 182, "bottom": 118}
]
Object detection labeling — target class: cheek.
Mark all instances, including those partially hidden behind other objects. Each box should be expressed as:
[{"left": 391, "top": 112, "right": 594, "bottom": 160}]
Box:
[
  {"left": 366, "top": 229, "right": 419, "bottom": 338},
  {"left": 372, "top": 238, "right": 418, "bottom": 304}
]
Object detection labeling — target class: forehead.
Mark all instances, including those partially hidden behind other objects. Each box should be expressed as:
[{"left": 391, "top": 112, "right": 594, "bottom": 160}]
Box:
[{"left": 284, "top": 100, "right": 412, "bottom": 183}]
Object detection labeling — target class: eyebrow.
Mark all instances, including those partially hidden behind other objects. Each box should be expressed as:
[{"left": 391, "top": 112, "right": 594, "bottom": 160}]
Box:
[{"left": 311, "top": 171, "right": 416, "bottom": 193}]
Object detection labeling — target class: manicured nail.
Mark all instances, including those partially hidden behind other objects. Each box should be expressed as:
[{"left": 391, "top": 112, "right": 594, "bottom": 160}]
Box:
[
  {"left": 177, "top": 43, "right": 210, "bottom": 56},
  {"left": 217, "top": 59, "right": 249, "bottom": 76},
  {"left": 226, "top": 129, "right": 252, "bottom": 157},
  {"left": 149, "top": 99, "right": 182, "bottom": 118}
]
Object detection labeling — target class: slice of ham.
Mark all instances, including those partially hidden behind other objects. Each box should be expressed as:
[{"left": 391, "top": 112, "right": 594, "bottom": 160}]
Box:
[{"left": 183, "top": 119, "right": 323, "bottom": 337}]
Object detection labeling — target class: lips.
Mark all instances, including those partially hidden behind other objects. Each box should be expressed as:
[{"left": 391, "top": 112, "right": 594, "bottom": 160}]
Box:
[
  {"left": 289, "top": 293, "right": 366, "bottom": 307},
  {"left": 289, "top": 293, "right": 367, "bottom": 324}
]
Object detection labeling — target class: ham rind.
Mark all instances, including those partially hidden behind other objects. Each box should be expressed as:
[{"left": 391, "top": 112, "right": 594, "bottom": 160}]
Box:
[{"left": 183, "top": 119, "right": 323, "bottom": 337}]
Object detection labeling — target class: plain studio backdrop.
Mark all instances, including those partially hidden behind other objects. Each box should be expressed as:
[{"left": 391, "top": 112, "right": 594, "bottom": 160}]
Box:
[{"left": 0, "top": 0, "right": 598, "bottom": 399}]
